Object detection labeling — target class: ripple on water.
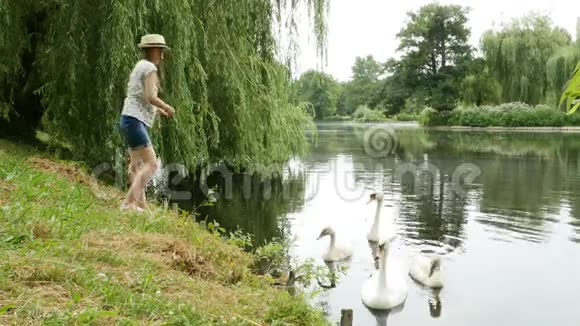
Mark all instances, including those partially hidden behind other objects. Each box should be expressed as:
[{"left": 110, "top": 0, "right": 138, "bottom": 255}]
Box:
[
  {"left": 474, "top": 208, "right": 551, "bottom": 243},
  {"left": 569, "top": 220, "right": 580, "bottom": 244}
]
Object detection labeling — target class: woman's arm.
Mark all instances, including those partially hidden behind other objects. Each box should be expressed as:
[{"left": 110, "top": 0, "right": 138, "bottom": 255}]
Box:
[{"left": 144, "top": 71, "right": 175, "bottom": 117}]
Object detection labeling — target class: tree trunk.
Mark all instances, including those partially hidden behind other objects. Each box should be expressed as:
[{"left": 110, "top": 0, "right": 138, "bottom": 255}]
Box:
[
  {"left": 441, "top": 41, "right": 447, "bottom": 68},
  {"left": 431, "top": 52, "right": 437, "bottom": 75}
]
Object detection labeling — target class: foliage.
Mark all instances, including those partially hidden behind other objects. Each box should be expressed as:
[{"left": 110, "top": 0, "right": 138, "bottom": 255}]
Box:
[
  {"left": 420, "top": 102, "right": 580, "bottom": 127},
  {"left": 0, "top": 0, "right": 329, "bottom": 173},
  {"left": 352, "top": 105, "right": 389, "bottom": 122},
  {"left": 292, "top": 70, "right": 341, "bottom": 119},
  {"left": 374, "top": 63, "right": 412, "bottom": 116},
  {"left": 324, "top": 115, "right": 352, "bottom": 122},
  {"left": 482, "top": 14, "right": 571, "bottom": 105},
  {"left": 558, "top": 63, "right": 580, "bottom": 114},
  {"left": 394, "top": 112, "right": 420, "bottom": 121},
  {"left": 339, "top": 55, "right": 384, "bottom": 114},
  {"left": 546, "top": 45, "right": 580, "bottom": 106},
  {"left": 393, "top": 3, "right": 473, "bottom": 111},
  {"left": 0, "top": 140, "right": 329, "bottom": 325},
  {"left": 462, "top": 58, "right": 502, "bottom": 106},
  {"left": 253, "top": 240, "right": 289, "bottom": 275},
  {"left": 397, "top": 3, "right": 472, "bottom": 75}
]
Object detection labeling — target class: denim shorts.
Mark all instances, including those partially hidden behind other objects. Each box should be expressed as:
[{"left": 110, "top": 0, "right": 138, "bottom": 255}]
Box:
[{"left": 119, "top": 115, "right": 151, "bottom": 150}]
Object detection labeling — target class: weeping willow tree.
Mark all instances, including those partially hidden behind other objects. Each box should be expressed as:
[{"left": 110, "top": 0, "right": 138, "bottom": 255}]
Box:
[
  {"left": 546, "top": 45, "right": 580, "bottom": 107},
  {"left": 0, "top": 1, "right": 48, "bottom": 135},
  {"left": 482, "top": 14, "right": 571, "bottom": 105},
  {"left": 0, "top": 0, "right": 329, "bottom": 172},
  {"left": 462, "top": 59, "right": 502, "bottom": 106}
]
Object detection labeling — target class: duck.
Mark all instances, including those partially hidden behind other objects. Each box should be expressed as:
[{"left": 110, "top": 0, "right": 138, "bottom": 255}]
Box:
[
  {"left": 317, "top": 227, "right": 353, "bottom": 262},
  {"left": 362, "top": 241, "right": 408, "bottom": 310},
  {"left": 367, "top": 192, "right": 397, "bottom": 243},
  {"left": 409, "top": 255, "right": 443, "bottom": 289}
]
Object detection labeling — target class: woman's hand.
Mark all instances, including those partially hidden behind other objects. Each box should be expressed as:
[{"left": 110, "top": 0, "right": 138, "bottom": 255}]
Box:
[
  {"left": 164, "top": 105, "right": 176, "bottom": 118},
  {"left": 156, "top": 106, "right": 175, "bottom": 118}
]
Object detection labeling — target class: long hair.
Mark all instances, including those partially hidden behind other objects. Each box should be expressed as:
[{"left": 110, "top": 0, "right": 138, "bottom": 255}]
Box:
[{"left": 143, "top": 48, "right": 165, "bottom": 91}]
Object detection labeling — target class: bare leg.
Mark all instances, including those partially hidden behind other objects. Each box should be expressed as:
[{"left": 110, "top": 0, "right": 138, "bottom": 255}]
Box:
[
  {"left": 128, "top": 151, "right": 148, "bottom": 209},
  {"left": 123, "top": 146, "right": 159, "bottom": 209}
]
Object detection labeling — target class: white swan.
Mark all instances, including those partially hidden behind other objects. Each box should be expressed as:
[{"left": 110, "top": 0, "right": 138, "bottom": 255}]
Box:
[
  {"left": 409, "top": 255, "right": 443, "bottom": 289},
  {"left": 362, "top": 242, "right": 408, "bottom": 310},
  {"left": 367, "top": 192, "right": 396, "bottom": 243},
  {"left": 317, "top": 227, "right": 353, "bottom": 262}
]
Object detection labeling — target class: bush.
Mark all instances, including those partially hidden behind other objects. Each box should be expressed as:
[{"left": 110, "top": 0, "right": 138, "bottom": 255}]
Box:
[
  {"left": 324, "top": 115, "right": 352, "bottom": 122},
  {"left": 420, "top": 107, "right": 452, "bottom": 126},
  {"left": 420, "top": 102, "right": 576, "bottom": 127},
  {"left": 352, "top": 105, "right": 389, "bottom": 122},
  {"left": 394, "top": 112, "right": 420, "bottom": 121}
]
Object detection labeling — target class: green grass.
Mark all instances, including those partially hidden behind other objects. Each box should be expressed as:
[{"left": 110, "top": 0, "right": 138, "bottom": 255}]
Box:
[
  {"left": 420, "top": 102, "right": 580, "bottom": 127},
  {"left": 0, "top": 140, "right": 328, "bottom": 325}
]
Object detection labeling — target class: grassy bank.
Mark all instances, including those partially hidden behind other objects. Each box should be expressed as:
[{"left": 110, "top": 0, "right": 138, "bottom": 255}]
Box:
[
  {"left": 0, "top": 140, "right": 328, "bottom": 325},
  {"left": 393, "top": 113, "right": 420, "bottom": 122},
  {"left": 420, "top": 102, "right": 580, "bottom": 127},
  {"left": 322, "top": 111, "right": 419, "bottom": 123}
]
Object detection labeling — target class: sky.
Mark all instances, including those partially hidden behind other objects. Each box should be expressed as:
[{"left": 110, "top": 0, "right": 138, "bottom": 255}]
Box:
[{"left": 297, "top": 0, "right": 579, "bottom": 81}]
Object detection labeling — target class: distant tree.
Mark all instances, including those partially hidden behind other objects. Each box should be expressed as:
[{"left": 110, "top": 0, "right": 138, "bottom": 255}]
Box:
[
  {"left": 341, "top": 55, "right": 384, "bottom": 114},
  {"left": 462, "top": 58, "right": 502, "bottom": 106},
  {"left": 394, "top": 3, "right": 473, "bottom": 111},
  {"left": 293, "top": 70, "right": 341, "bottom": 120},
  {"left": 482, "top": 14, "right": 571, "bottom": 104},
  {"left": 375, "top": 60, "right": 411, "bottom": 116},
  {"left": 336, "top": 88, "right": 349, "bottom": 115}
]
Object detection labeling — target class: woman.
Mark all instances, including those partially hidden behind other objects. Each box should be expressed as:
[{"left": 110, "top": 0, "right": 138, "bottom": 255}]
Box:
[{"left": 119, "top": 34, "right": 175, "bottom": 212}]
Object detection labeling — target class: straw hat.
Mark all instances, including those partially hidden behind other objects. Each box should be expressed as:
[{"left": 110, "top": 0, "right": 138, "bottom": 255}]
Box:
[{"left": 138, "top": 34, "right": 169, "bottom": 49}]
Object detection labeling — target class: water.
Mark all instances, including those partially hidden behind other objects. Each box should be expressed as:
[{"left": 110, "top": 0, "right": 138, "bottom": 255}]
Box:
[{"left": 195, "top": 122, "right": 580, "bottom": 325}]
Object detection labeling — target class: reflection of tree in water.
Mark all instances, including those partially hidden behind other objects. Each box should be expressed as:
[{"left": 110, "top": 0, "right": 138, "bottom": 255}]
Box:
[
  {"left": 307, "top": 124, "right": 434, "bottom": 168},
  {"left": 561, "top": 143, "right": 580, "bottom": 243},
  {"left": 177, "top": 171, "right": 307, "bottom": 246},
  {"left": 396, "top": 159, "right": 468, "bottom": 249},
  {"left": 313, "top": 124, "right": 469, "bottom": 248},
  {"left": 174, "top": 123, "right": 580, "bottom": 247},
  {"left": 348, "top": 127, "right": 580, "bottom": 245},
  {"left": 426, "top": 131, "right": 580, "bottom": 243}
]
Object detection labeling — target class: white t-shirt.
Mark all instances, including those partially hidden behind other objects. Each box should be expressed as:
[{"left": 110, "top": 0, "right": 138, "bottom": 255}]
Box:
[{"left": 121, "top": 60, "right": 158, "bottom": 127}]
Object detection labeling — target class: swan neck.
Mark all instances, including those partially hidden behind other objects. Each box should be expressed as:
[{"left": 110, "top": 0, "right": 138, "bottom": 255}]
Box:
[
  {"left": 373, "top": 199, "right": 383, "bottom": 226},
  {"left": 329, "top": 233, "right": 336, "bottom": 248}
]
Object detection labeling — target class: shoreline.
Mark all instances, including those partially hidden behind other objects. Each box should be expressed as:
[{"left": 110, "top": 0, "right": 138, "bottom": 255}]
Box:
[
  {"left": 318, "top": 120, "right": 580, "bottom": 133},
  {"left": 426, "top": 126, "right": 580, "bottom": 133}
]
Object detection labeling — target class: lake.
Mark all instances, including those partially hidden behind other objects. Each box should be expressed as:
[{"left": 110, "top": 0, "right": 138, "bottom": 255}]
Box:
[{"left": 194, "top": 122, "right": 580, "bottom": 325}]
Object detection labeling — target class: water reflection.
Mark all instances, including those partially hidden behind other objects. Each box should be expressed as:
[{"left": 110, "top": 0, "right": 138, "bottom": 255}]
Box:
[
  {"left": 317, "top": 261, "right": 339, "bottom": 289},
  {"left": 428, "top": 291, "right": 442, "bottom": 318},
  {"left": 181, "top": 124, "right": 580, "bottom": 247},
  {"left": 179, "top": 171, "right": 308, "bottom": 245},
  {"left": 175, "top": 123, "right": 580, "bottom": 325},
  {"left": 365, "top": 302, "right": 406, "bottom": 326},
  {"left": 310, "top": 123, "right": 580, "bottom": 245}
]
